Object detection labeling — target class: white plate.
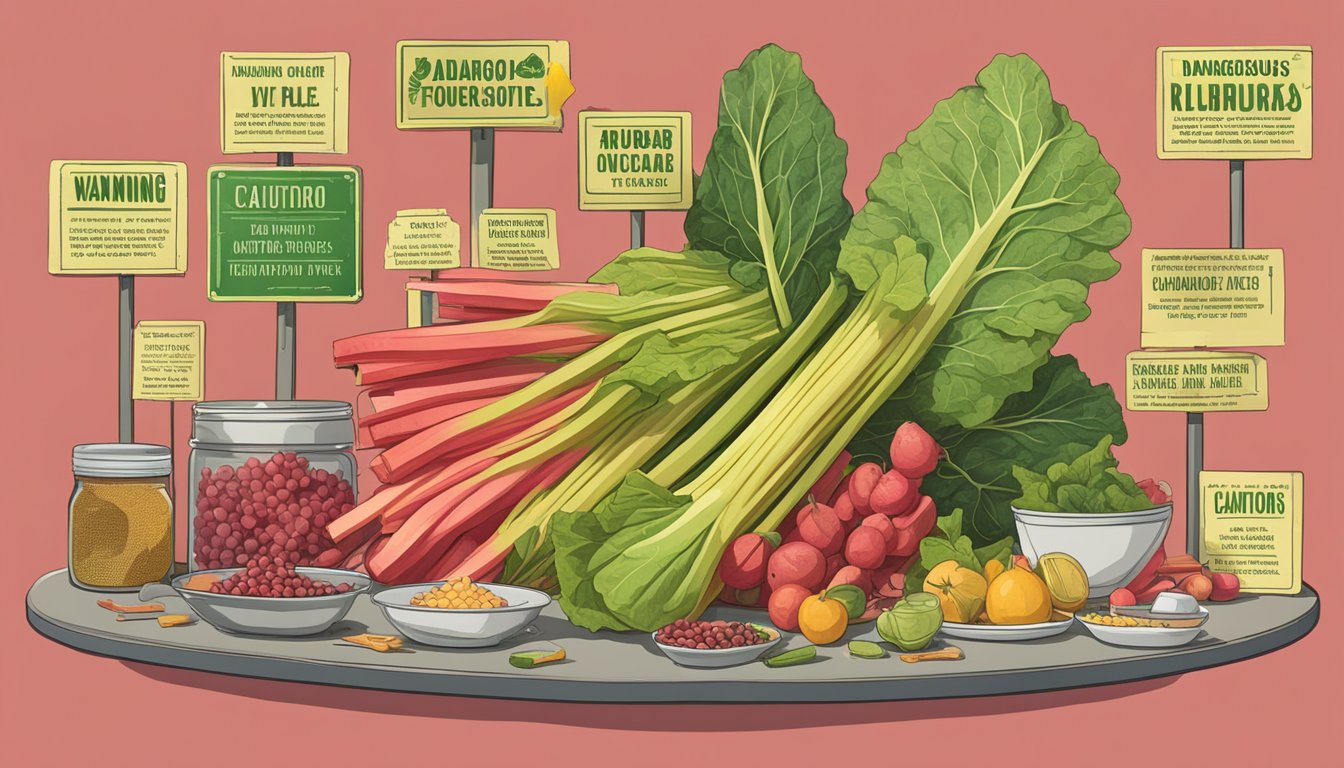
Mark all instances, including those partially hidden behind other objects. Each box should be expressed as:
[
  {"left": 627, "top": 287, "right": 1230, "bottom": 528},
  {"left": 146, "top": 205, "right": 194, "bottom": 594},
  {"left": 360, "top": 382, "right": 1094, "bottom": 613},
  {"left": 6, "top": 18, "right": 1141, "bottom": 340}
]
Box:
[
  {"left": 939, "top": 617, "right": 1074, "bottom": 641},
  {"left": 1075, "top": 607, "right": 1209, "bottom": 648},
  {"left": 650, "top": 626, "right": 782, "bottom": 668},
  {"left": 372, "top": 583, "right": 551, "bottom": 648}
]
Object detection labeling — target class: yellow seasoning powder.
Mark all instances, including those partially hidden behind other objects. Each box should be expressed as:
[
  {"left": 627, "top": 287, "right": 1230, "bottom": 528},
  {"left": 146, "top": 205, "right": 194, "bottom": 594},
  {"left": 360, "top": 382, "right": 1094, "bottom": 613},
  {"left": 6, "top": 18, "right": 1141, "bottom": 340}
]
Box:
[{"left": 70, "top": 476, "right": 173, "bottom": 589}]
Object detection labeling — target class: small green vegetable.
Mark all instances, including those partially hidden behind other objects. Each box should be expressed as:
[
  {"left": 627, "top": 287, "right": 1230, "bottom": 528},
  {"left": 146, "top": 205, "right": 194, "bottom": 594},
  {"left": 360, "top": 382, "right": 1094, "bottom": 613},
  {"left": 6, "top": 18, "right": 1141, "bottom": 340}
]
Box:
[
  {"left": 1012, "top": 436, "right": 1154, "bottom": 514},
  {"left": 877, "top": 592, "right": 942, "bottom": 651},
  {"left": 515, "top": 53, "right": 547, "bottom": 79},
  {"left": 825, "top": 584, "right": 867, "bottom": 620},
  {"left": 509, "top": 647, "right": 566, "bottom": 669},
  {"left": 847, "top": 640, "right": 886, "bottom": 659},
  {"left": 763, "top": 645, "right": 818, "bottom": 668}
]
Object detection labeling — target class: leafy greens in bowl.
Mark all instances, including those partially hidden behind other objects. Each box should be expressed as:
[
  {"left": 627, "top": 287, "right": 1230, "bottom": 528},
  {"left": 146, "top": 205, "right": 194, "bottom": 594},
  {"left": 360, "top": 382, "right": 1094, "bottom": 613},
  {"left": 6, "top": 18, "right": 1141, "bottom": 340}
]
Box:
[{"left": 1012, "top": 436, "right": 1154, "bottom": 514}]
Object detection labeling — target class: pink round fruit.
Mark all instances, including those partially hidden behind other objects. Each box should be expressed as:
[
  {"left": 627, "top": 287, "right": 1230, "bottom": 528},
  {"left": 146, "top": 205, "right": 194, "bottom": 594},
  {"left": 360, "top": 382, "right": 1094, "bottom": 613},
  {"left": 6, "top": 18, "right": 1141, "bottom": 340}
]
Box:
[
  {"left": 717, "top": 532, "right": 776, "bottom": 590},
  {"left": 828, "top": 565, "right": 871, "bottom": 593},
  {"left": 845, "top": 526, "right": 887, "bottom": 569},
  {"left": 798, "top": 503, "right": 845, "bottom": 556},
  {"left": 889, "top": 422, "right": 942, "bottom": 479},
  {"left": 768, "top": 583, "right": 812, "bottom": 632},
  {"left": 848, "top": 463, "right": 883, "bottom": 516},
  {"left": 767, "top": 541, "right": 827, "bottom": 591},
  {"left": 832, "top": 491, "right": 858, "bottom": 529},
  {"left": 869, "top": 470, "right": 917, "bottom": 517},
  {"left": 860, "top": 513, "right": 897, "bottom": 550}
]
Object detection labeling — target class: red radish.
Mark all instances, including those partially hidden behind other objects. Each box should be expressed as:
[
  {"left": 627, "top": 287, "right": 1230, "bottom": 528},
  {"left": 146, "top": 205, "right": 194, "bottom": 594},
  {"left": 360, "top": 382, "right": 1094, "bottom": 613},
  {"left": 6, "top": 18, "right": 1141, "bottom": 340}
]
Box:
[
  {"left": 848, "top": 463, "right": 883, "bottom": 516},
  {"left": 1109, "top": 588, "right": 1137, "bottom": 606},
  {"left": 1209, "top": 572, "right": 1241, "bottom": 601},
  {"left": 767, "top": 541, "right": 827, "bottom": 591},
  {"left": 890, "top": 495, "right": 937, "bottom": 557},
  {"left": 860, "top": 514, "right": 896, "bottom": 550},
  {"left": 1125, "top": 546, "right": 1167, "bottom": 592},
  {"left": 799, "top": 502, "right": 845, "bottom": 556},
  {"left": 1136, "top": 478, "right": 1173, "bottom": 505},
  {"left": 717, "top": 533, "right": 777, "bottom": 589},
  {"left": 768, "top": 584, "right": 811, "bottom": 632},
  {"left": 889, "top": 422, "right": 942, "bottom": 479},
  {"left": 832, "top": 491, "right": 858, "bottom": 529},
  {"left": 869, "top": 470, "right": 917, "bottom": 517},
  {"left": 845, "top": 526, "right": 887, "bottom": 569},
  {"left": 1134, "top": 578, "right": 1177, "bottom": 604},
  {"left": 829, "top": 565, "right": 871, "bottom": 593}
]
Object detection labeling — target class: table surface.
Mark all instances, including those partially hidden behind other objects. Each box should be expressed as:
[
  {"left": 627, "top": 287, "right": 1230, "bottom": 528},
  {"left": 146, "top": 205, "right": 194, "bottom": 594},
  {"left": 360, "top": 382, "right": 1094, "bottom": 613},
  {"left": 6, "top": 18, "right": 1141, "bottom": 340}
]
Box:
[{"left": 26, "top": 570, "right": 1319, "bottom": 703}]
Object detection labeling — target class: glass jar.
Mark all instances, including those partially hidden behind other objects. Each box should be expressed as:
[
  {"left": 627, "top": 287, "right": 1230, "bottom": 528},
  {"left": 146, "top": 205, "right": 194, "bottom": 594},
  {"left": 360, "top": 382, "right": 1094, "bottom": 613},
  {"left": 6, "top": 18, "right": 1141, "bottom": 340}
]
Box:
[
  {"left": 188, "top": 401, "right": 356, "bottom": 570},
  {"left": 68, "top": 443, "right": 174, "bottom": 591}
]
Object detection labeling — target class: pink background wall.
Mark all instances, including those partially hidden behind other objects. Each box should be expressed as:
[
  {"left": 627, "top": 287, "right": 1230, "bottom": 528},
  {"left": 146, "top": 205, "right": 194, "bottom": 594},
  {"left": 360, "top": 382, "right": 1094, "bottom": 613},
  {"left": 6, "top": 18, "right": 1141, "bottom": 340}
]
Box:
[{"left": 2, "top": 0, "right": 1339, "bottom": 764}]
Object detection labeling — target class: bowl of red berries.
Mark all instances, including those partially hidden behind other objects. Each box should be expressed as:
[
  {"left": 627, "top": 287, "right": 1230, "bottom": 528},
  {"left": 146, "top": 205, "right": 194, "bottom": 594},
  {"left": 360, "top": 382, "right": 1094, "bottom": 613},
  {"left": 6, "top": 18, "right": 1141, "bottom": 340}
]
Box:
[
  {"left": 651, "top": 619, "right": 782, "bottom": 668},
  {"left": 171, "top": 555, "right": 370, "bottom": 636}
]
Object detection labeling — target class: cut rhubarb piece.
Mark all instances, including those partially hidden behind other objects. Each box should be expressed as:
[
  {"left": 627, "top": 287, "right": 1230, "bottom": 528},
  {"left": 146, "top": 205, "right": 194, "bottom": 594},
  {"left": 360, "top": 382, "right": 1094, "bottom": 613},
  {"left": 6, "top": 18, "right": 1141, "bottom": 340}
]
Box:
[
  {"left": 436, "top": 305, "right": 532, "bottom": 323},
  {"left": 365, "top": 359, "right": 558, "bottom": 415},
  {"left": 359, "top": 394, "right": 502, "bottom": 449},
  {"left": 334, "top": 323, "right": 610, "bottom": 365}
]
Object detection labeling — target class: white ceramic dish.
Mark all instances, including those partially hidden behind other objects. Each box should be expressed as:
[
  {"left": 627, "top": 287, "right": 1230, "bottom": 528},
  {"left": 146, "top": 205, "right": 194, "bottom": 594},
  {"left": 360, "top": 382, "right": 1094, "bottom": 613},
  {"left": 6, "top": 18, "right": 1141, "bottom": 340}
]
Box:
[
  {"left": 172, "top": 567, "right": 370, "bottom": 636},
  {"left": 1075, "top": 607, "right": 1209, "bottom": 648},
  {"left": 371, "top": 583, "right": 551, "bottom": 648},
  {"left": 650, "top": 626, "right": 782, "bottom": 668},
  {"left": 1014, "top": 504, "right": 1172, "bottom": 597},
  {"left": 938, "top": 617, "right": 1074, "bottom": 642}
]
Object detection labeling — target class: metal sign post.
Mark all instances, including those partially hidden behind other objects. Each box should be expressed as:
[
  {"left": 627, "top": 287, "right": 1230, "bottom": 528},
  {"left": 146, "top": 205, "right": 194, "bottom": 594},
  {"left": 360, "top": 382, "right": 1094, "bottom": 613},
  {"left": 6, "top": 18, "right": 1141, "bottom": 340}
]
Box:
[
  {"left": 630, "top": 211, "right": 645, "bottom": 250},
  {"left": 275, "top": 151, "right": 296, "bottom": 400},
  {"left": 470, "top": 127, "right": 495, "bottom": 267},
  {"left": 118, "top": 276, "right": 135, "bottom": 441}
]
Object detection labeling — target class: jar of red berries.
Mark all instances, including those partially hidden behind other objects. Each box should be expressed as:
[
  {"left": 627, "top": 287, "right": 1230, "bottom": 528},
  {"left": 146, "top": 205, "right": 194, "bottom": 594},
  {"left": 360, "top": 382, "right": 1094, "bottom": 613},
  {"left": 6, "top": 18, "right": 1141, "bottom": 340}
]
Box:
[{"left": 188, "top": 401, "right": 356, "bottom": 570}]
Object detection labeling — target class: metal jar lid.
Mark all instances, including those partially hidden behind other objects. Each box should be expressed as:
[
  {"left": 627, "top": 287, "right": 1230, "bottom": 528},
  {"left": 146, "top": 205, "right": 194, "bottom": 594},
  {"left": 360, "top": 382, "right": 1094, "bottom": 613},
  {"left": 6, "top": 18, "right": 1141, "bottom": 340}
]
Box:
[
  {"left": 72, "top": 443, "right": 172, "bottom": 478},
  {"left": 190, "top": 400, "right": 355, "bottom": 450}
]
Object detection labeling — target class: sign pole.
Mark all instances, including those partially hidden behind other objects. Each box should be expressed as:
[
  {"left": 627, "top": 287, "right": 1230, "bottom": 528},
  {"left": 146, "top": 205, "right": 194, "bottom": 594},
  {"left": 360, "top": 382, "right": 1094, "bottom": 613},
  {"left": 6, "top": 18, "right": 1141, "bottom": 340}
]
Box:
[
  {"left": 470, "top": 128, "right": 495, "bottom": 267},
  {"left": 630, "top": 211, "right": 645, "bottom": 250},
  {"left": 275, "top": 151, "right": 296, "bottom": 400},
  {"left": 118, "top": 275, "right": 135, "bottom": 442}
]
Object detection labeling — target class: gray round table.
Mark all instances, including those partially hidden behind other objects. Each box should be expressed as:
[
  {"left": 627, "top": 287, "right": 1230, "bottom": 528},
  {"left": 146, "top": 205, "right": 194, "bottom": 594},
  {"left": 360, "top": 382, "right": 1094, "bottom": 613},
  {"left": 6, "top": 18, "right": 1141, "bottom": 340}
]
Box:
[{"left": 26, "top": 570, "right": 1318, "bottom": 703}]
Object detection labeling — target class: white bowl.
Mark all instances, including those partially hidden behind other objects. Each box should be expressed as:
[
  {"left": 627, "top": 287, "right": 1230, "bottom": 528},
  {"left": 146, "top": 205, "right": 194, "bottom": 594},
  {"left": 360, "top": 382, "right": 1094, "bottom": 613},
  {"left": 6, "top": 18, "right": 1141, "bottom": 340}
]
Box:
[
  {"left": 172, "top": 567, "right": 370, "bottom": 636},
  {"left": 1014, "top": 504, "right": 1172, "bottom": 598},
  {"left": 650, "top": 627, "right": 782, "bottom": 668},
  {"left": 1076, "top": 607, "right": 1209, "bottom": 648},
  {"left": 371, "top": 583, "right": 550, "bottom": 648}
]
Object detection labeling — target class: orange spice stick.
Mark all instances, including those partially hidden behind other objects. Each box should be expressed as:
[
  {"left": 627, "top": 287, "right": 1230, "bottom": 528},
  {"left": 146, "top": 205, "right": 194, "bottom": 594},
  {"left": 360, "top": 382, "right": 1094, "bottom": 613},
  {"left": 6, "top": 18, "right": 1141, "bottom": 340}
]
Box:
[{"left": 97, "top": 599, "right": 165, "bottom": 613}]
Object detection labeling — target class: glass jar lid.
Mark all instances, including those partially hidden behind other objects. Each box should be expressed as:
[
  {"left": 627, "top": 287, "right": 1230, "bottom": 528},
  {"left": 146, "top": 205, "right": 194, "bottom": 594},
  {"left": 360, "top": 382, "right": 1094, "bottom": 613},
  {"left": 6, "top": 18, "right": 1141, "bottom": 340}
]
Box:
[
  {"left": 190, "top": 400, "right": 355, "bottom": 449},
  {"left": 73, "top": 443, "right": 172, "bottom": 477}
]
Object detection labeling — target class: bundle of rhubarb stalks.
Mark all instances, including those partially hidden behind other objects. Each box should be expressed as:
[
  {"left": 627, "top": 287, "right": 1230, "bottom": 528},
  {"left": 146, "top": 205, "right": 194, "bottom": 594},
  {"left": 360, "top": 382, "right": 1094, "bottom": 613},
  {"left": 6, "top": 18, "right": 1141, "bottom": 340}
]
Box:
[{"left": 327, "top": 48, "right": 1138, "bottom": 634}]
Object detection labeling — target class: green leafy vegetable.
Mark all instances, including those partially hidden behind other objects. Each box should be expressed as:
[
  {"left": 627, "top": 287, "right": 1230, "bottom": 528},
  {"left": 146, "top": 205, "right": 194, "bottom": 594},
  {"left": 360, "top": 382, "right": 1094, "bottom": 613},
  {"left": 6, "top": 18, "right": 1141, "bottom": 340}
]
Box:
[
  {"left": 852, "top": 355, "right": 1129, "bottom": 544},
  {"left": 1012, "top": 435, "right": 1155, "bottom": 514},
  {"left": 904, "top": 508, "right": 1014, "bottom": 594},
  {"left": 685, "top": 43, "right": 852, "bottom": 329},
  {"left": 516, "top": 53, "right": 546, "bottom": 79}
]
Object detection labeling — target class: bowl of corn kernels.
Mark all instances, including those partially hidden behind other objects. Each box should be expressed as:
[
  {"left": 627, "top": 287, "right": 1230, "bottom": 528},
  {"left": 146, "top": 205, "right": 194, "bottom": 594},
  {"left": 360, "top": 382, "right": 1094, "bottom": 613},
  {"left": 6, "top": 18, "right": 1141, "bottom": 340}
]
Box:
[
  {"left": 1074, "top": 606, "right": 1209, "bottom": 648},
  {"left": 371, "top": 577, "right": 551, "bottom": 648}
]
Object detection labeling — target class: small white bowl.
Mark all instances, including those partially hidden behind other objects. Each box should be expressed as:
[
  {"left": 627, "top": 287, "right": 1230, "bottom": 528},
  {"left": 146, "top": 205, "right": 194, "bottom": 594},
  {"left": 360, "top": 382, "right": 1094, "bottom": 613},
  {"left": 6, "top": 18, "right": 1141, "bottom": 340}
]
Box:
[
  {"left": 939, "top": 617, "right": 1074, "bottom": 642},
  {"left": 172, "top": 567, "right": 370, "bottom": 636},
  {"left": 1076, "top": 607, "right": 1209, "bottom": 648},
  {"left": 371, "top": 583, "right": 550, "bottom": 648},
  {"left": 1014, "top": 504, "right": 1172, "bottom": 598},
  {"left": 651, "top": 626, "right": 782, "bottom": 668}
]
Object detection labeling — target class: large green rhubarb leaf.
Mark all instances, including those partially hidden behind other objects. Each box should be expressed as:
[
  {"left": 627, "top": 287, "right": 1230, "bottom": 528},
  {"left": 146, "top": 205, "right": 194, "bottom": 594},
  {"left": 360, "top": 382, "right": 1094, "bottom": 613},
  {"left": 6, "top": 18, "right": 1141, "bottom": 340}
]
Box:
[
  {"left": 845, "top": 54, "right": 1131, "bottom": 431},
  {"left": 685, "top": 44, "right": 852, "bottom": 329}
]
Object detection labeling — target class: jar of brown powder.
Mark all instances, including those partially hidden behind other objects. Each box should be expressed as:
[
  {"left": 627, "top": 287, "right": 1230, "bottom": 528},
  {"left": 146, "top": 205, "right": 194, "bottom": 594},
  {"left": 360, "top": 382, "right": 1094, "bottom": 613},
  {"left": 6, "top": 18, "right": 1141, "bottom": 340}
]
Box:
[{"left": 68, "top": 443, "right": 174, "bottom": 591}]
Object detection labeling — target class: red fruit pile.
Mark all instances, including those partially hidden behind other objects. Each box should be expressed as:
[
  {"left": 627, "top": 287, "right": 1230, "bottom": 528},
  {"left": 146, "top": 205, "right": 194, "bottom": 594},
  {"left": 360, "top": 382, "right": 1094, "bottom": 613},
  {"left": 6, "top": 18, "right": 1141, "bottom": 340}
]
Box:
[
  {"left": 717, "top": 421, "right": 946, "bottom": 633},
  {"left": 1110, "top": 548, "right": 1240, "bottom": 606},
  {"left": 655, "top": 619, "right": 767, "bottom": 650},
  {"left": 193, "top": 451, "right": 354, "bottom": 569},
  {"left": 209, "top": 554, "right": 353, "bottom": 598}
]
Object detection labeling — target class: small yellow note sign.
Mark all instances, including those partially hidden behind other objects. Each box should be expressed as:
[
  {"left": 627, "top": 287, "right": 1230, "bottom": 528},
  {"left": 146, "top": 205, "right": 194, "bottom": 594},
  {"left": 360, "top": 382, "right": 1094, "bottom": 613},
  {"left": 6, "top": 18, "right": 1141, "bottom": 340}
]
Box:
[
  {"left": 578, "top": 111, "right": 693, "bottom": 210},
  {"left": 476, "top": 209, "right": 559, "bottom": 271},
  {"left": 1126, "top": 351, "right": 1267, "bottom": 412},
  {"left": 396, "top": 41, "right": 573, "bottom": 130},
  {"left": 133, "top": 321, "right": 205, "bottom": 401},
  {"left": 1157, "top": 46, "right": 1312, "bottom": 159},
  {"left": 220, "top": 51, "right": 350, "bottom": 154},
  {"left": 1200, "top": 471, "right": 1303, "bottom": 595},
  {"left": 1141, "top": 248, "right": 1284, "bottom": 348},
  {"left": 48, "top": 160, "right": 188, "bottom": 275},
  {"left": 385, "top": 209, "right": 461, "bottom": 270}
]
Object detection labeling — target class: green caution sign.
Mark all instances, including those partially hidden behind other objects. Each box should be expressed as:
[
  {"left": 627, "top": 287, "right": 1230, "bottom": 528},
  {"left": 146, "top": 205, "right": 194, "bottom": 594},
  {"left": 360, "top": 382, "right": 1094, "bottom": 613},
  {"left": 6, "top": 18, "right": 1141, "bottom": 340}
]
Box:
[{"left": 207, "top": 165, "right": 362, "bottom": 302}]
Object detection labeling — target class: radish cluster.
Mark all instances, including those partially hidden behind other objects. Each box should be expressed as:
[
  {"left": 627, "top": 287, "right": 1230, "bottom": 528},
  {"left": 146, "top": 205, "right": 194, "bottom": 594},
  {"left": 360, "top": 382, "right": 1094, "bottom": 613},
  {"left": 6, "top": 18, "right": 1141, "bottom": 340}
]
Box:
[
  {"left": 193, "top": 452, "right": 355, "bottom": 570},
  {"left": 715, "top": 422, "right": 944, "bottom": 631}
]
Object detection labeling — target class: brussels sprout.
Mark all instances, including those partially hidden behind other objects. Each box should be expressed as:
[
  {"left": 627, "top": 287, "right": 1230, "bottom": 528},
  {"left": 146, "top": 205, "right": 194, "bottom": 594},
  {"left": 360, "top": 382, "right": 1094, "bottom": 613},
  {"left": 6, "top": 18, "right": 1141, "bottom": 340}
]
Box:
[{"left": 877, "top": 591, "right": 943, "bottom": 651}]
